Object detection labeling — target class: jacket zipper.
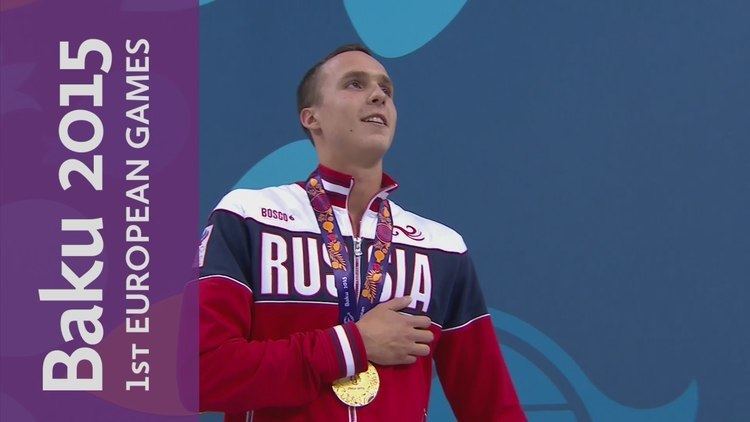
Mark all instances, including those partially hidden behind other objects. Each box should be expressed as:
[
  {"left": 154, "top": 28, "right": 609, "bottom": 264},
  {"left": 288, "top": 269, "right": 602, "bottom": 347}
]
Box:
[
  {"left": 347, "top": 176, "right": 392, "bottom": 421},
  {"left": 350, "top": 236, "right": 363, "bottom": 421},
  {"left": 353, "top": 236, "right": 363, "bottom": 295}
]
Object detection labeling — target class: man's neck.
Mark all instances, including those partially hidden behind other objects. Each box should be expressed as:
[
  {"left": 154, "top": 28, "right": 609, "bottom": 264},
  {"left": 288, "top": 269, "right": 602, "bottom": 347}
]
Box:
[{"left": 320, "top": 159, "right": 383, "bottom": 236}]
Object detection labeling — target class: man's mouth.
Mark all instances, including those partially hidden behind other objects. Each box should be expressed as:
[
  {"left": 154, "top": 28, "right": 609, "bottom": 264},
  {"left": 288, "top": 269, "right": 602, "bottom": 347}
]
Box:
[{"left": 361, "top": 114, "right": 388, "bottom": 127}]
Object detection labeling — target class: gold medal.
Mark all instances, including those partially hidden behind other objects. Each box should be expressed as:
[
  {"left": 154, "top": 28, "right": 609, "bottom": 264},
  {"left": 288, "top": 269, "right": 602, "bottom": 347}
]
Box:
[{"left": 332, "top": 362, "right": 380, "bottom": 407}]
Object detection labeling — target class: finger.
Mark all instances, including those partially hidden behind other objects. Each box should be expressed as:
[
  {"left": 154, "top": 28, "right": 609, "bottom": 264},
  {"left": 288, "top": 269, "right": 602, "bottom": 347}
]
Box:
[
  {"left": 409, "top": 343, "right": 431, "bottom": 357},
  {"left": 401, "top": 355, "right": 417, "bottom": 364},
  {"left": 408, "top": 315, "right": 432, "bottom": 329},
  {"left": 383, "top": 296, "right": 412, "bottom": 310},
  {"left": 411, "top": 328, "right": 434, "bottom": 344}
]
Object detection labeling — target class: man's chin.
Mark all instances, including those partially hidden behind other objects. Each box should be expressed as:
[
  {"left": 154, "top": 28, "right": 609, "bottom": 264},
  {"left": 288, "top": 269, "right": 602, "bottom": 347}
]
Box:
[
  {"left": 364, "top": 137, "right": 393, "bottom": 154},
  {"left": 347, "top": 139, "right": 391, "bottom": 165}
]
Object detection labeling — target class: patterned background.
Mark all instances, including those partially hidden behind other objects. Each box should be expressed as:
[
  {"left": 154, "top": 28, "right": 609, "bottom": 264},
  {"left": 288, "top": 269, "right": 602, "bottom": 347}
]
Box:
[{"left": 199, "top": 1, "right": 749, "bottom": 420}]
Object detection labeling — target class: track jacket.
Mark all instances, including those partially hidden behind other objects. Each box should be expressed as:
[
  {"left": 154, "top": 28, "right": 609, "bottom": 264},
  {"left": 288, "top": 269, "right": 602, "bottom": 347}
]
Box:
[{"left": 198, "top": 165, "right": 525, "bottom": 421}]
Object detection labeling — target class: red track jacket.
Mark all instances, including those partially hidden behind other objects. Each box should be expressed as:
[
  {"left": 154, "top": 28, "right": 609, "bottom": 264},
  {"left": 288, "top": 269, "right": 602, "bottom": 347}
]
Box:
[{"left": 198, "top": 166, "right": 525, "bottom": 421}]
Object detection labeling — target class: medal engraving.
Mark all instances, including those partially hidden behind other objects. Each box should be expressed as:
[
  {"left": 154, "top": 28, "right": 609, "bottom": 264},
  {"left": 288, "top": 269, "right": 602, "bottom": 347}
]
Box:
[{"left": 332, "top": 362, "right": 380, "bottom": 407}]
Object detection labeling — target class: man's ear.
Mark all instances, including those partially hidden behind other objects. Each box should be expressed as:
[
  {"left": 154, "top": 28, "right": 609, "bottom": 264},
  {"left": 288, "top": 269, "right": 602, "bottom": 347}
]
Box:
[{"left": 300, "top": 108, "right": 320, "bottom": 132}]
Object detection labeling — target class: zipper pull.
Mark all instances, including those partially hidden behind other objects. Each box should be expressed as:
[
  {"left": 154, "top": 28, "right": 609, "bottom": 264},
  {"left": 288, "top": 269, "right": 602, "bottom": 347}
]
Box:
[{"left": 353, "top": 237, "right": 363, "bottom": 257}]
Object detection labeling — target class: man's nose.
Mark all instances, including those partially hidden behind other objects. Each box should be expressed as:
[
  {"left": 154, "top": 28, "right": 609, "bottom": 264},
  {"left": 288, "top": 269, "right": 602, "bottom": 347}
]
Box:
[{"left": 368, "top": 87, "right": 387, "bottom": 105}]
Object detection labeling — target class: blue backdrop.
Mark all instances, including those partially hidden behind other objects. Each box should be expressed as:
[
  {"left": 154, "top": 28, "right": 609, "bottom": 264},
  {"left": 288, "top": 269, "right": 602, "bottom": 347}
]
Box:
[{"left": 199, "top": 1, "right": 749, "bottom": 420}]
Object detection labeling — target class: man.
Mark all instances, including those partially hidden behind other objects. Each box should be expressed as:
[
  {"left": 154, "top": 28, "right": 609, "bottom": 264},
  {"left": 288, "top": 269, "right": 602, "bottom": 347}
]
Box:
[{"left": 198, "top": 44, "right": 525, "bottom": 421}]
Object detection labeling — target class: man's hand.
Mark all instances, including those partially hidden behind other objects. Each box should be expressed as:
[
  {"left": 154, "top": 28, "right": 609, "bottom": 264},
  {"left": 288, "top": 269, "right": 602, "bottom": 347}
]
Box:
[{"left": 355, "top": 296, "right": 434, "bottom": 365}]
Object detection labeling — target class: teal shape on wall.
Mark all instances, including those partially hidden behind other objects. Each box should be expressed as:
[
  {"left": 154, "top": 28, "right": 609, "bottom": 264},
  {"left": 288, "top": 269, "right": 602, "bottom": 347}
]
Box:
[{"left": 344, "top": 0, "right": 467, "bottom": 58}]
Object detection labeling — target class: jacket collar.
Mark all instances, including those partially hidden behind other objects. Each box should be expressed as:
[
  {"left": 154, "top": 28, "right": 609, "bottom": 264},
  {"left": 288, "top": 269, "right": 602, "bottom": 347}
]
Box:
[{"left": 309, "top": 164, "right": 398, "bottom": 212}]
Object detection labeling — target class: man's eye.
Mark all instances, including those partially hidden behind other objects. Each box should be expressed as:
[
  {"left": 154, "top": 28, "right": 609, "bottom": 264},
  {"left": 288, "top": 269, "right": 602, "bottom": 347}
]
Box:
[
  {"left": 380, "top": 85, "right": 392, "bottom": 97},
  {"left": 348, "top": 80, "right": 363, "bottom": 89}
]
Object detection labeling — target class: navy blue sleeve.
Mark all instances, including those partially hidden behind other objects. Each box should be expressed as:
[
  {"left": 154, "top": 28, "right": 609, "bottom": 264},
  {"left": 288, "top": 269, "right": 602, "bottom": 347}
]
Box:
[
  {"left": 198, "top": 209, "right": 252, "bottom": 288},
  {"left": 441, "top": 252, "right": 489, "bottom": 329}
]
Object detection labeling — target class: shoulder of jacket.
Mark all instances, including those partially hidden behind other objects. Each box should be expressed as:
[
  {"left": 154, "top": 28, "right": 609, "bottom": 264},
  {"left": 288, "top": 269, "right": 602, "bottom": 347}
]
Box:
[
  {"left": 389, "top": 201, "right": 467, "bottom": 254},
  {"left": 213, "top": 184, "right": 313, "bottom": 227}
]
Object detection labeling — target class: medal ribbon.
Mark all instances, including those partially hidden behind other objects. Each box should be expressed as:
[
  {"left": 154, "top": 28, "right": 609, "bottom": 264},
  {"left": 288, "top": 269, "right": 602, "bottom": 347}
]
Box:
[{"left": 305, "top": 173, "right": 394, "bottom": 324}]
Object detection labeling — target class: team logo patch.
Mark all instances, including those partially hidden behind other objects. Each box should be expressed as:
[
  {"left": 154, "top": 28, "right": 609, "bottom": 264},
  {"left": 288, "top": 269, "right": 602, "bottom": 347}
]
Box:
[
  {"left": 197, "top": 225, "right": 213, "bottom": 267},
  {"left": 261, "top": 207, "right": 294, "bottom": 222}
]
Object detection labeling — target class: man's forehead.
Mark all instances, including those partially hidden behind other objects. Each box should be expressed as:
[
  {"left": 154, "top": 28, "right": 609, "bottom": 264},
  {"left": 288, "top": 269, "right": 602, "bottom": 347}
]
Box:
[{"left": 320, "top": 51, "right": 389, "bottom": 81}]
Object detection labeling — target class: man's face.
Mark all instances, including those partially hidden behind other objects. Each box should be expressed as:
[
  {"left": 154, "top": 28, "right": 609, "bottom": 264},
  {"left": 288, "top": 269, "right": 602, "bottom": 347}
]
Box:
[{"left": 308, "top": 51, "right": 397, "bottom": 164}]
